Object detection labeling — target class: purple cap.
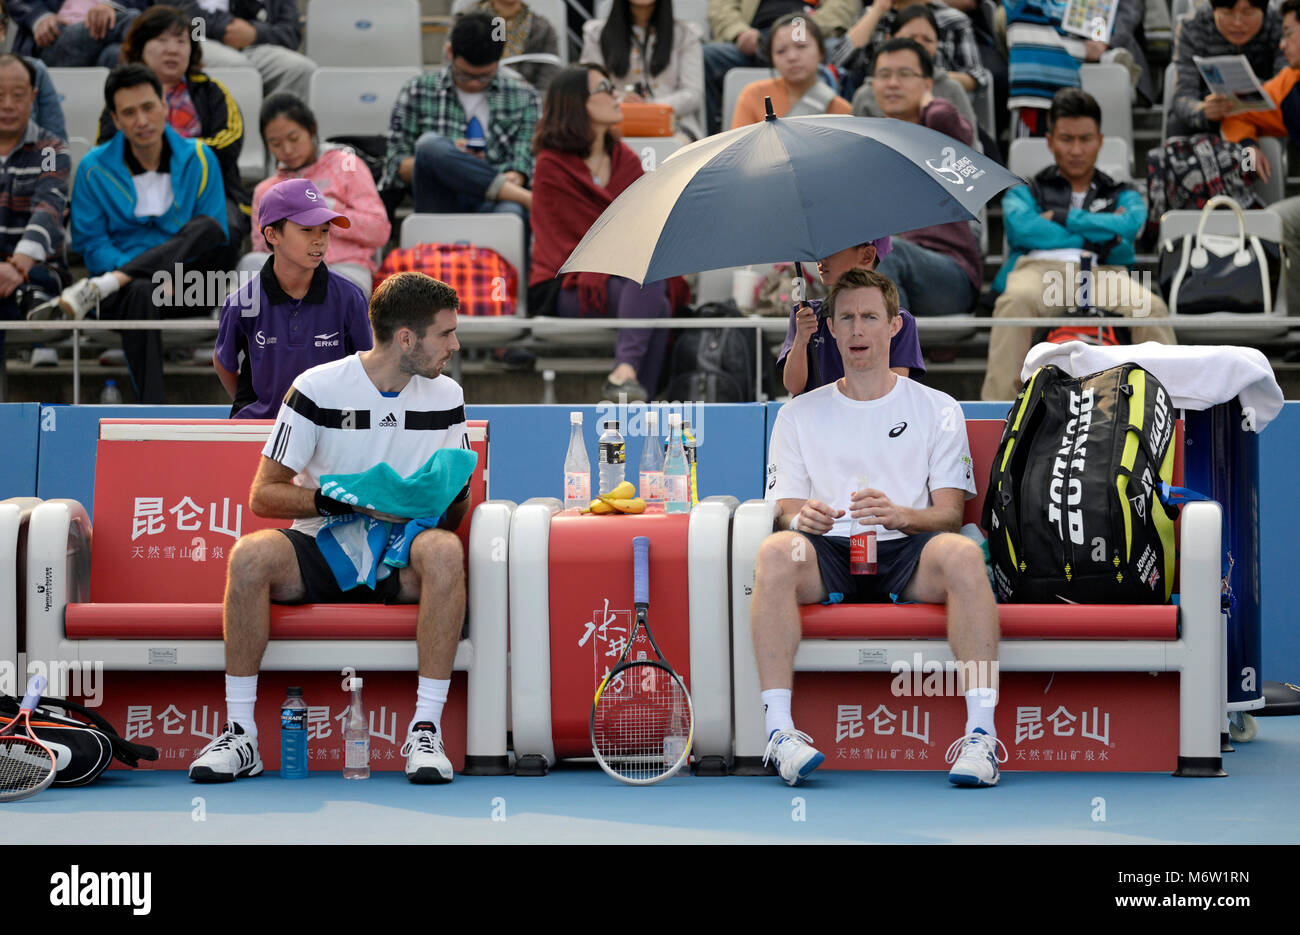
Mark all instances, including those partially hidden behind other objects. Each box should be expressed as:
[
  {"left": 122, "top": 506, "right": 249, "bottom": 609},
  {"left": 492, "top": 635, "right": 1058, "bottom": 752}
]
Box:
[
  {"left": 258, "top": 178, "right": 351, "bottom": 230},
  {"left": 871, "top": 235, "right": 893, "bottom": 260}
]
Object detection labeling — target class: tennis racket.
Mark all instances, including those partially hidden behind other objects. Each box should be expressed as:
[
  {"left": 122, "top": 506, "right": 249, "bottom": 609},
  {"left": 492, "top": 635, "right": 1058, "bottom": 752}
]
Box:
[
  {"left": 590, "top": 535, "right": 694, "bottom": 784},
  {"left": 0, "top": 675, "right": 55, "bottom": 803}
]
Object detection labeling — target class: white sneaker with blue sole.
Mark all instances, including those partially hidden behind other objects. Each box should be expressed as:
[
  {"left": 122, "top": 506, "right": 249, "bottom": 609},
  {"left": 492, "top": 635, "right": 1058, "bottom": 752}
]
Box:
[
  {"left": 763, "top": 728, "right": 825, "bottom": 786},
  {"left": 945, "top": 727, "right": 1007, "bottom": 787}
]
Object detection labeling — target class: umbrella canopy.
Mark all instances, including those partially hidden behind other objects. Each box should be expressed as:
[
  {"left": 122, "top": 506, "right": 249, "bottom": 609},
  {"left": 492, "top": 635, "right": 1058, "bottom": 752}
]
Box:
[{"left": 560, "top": 112, "right": 1022, "bottom": 284}]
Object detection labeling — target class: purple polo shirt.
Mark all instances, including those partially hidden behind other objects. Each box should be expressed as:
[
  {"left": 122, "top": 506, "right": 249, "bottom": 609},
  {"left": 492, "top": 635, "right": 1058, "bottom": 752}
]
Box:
[
  {"left": 215, "top": 257, "right": 374, "bottom": 419},
  {"left": 776, "top": 299, "right": 926, "bottom": 392}
]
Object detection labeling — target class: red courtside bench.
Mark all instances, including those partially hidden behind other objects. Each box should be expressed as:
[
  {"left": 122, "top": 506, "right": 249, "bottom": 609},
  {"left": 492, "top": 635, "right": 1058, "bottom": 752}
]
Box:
[
  {"left": 729, "top": 418, "right": 1226, "bottom": 776},
  {"left": 23, "top": 419, "right": 511, "bottom": 774}
]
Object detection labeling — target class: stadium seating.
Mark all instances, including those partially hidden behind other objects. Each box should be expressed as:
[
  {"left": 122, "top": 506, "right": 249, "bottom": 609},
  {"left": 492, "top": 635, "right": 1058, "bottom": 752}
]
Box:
[
  {"left": 304, "top": 0, "right": 423, "bottom": 68},
  {"left": 22, "top": 419, "right": 511, "bottom": 774},
  {"left": 620, "top": 135, "right": 684, "bottom": 167},
  {"left": 205, "top": 67, "right": 267, "bottom": 181},
  {"left": 46, "top": 67, "right": 109, "bottom": 144},
  {"left": 721, "top": 66, "right": 772, "bottom": 129},
  {"left": 1079, "top": 64, "right": 1134, "bottom": 171},
  {"left": 309, "top": 66, "right": 422, "bottom": 141},
  {"left": 729, "top": 419, "right": 1228, "bottom": 776}
]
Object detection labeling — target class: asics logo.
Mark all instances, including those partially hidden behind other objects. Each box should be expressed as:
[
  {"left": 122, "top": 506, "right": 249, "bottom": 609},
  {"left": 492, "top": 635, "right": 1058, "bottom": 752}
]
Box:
[{"left": 889, "top": 421, "right": 908, "bottom": 437}]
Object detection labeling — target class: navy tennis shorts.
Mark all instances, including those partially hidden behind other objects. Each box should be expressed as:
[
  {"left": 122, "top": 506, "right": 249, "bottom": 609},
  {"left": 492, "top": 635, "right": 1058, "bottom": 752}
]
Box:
[
  {"left": 795, "top": 530, "right": 938, "bottom": 603},
  {"left": 278, "top": 529, "right": 404, "bottom": 605}
]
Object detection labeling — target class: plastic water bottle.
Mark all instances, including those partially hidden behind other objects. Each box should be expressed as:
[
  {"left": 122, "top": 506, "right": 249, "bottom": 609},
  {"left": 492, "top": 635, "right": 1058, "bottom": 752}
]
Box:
[
  {"left": 639, "top": 410, "right": 665, "bottom": 509},
  {"left": 850, "top": 474, "right": 877, "bottom": 575},
  {"left": 280, "top": 686, "right": 308, "bottom": 779},
  {"left": 683, "top": 420, "right": 699, "bottom": 506},
  {"left": 343, "top": 677, "right": 370, "bottom": 780},
  {"left": 563, "top": 411, "right": 591, "bottom": 510},
  {"left": 598, "top": 420, "right": 626, "bottom": 496},
  {"left": 99, "top": 379, "right": 122, "bottom": 404},
  {"left": 664, "top": 414, "right": 689, "bottom": 514},
  {"left": 542, "top": 369, "right": 557, "bottom": 405}
]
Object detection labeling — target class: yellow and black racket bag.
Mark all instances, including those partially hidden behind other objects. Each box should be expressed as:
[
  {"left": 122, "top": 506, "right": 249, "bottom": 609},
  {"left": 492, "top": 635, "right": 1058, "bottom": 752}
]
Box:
[{"left": 982, "top": 363, "right": 1178, "bottom": 604}]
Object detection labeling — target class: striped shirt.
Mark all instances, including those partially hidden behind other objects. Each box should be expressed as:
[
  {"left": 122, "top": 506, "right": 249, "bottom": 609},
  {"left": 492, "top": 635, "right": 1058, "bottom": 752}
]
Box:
[
  {"left": 0, "top": 120, "right": 68, "bottom": 264},
  {"left": 381, "top": 66, "right": 540, "bottom": 191}
]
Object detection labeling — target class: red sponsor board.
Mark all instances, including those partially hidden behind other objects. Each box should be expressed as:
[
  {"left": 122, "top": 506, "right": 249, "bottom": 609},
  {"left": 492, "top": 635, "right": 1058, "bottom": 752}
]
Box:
[
  {"left": 546, "top": 513, "right": 692, "bottom": 758},
  {"left": 83, "top": 670, "right": 467, "bottom": 772},
  {"left": 793, "top": 671, "right": 1179, "bottom": 771}
]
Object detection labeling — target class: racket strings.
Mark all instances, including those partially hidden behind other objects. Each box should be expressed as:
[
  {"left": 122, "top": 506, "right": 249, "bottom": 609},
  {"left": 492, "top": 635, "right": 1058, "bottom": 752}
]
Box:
[
  {"left": 0, "top": 737, "right": 55, "bottom": 798},
  {"left": 592, "top": 663, "right": 691, "bottom": 782}
]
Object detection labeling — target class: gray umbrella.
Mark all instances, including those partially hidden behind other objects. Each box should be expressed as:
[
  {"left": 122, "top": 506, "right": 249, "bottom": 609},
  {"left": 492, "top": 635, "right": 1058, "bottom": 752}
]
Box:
[{"left": 560, "top": 110, "right": 1022, "bottom": 284}]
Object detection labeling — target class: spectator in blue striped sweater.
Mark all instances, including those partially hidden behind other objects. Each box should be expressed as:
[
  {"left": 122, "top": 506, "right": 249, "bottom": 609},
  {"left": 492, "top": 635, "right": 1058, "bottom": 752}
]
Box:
[{"left": 0, "top": 53, "right": 69, "bottom": 379}]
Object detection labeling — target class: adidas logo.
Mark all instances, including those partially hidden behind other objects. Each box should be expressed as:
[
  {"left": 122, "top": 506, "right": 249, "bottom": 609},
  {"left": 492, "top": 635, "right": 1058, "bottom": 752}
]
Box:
[{"left": 379, "top": 412, "right": 398, "bottom": 428}]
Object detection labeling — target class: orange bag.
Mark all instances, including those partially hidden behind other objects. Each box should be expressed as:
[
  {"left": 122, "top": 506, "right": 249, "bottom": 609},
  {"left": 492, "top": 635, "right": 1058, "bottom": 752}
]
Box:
[
  {"left": 374, "top": 242, "right": 518, "bottom": 316},
  {"left": 616, "top": 101, "right": 674, "bottom": 137}
]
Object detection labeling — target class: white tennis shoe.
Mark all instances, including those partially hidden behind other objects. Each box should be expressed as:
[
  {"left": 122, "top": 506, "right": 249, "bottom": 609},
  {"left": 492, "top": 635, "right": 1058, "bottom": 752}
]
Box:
[
  {"left": 945, "top": 728, "right": 1007, "bottom": 787},
  {"left": 188, "top": 721, "right": 263, "bottom": 782},
  {"left": 402, "top": 722, "right": 453, "bottom": 784},
  {"left": 763, "top": 728, "right": 825, "bottom": 786}
]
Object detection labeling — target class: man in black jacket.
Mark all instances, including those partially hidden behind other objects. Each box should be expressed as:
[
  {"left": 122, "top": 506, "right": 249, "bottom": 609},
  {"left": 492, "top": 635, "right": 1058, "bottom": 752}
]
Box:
[{"left": 185, "top": 0, "right": 316, "bottom": 102}]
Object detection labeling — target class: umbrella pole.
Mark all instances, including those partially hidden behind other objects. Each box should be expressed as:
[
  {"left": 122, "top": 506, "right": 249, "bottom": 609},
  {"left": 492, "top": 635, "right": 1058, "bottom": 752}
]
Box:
[{"left": 792, "top": 261, "right": 820, "bottom": 389}]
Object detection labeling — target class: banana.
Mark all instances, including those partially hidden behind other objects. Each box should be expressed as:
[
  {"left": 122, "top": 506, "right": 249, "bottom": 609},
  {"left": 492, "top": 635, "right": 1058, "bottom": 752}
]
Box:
[
  {"left": 609, "top": 498, "right": 646, "bottom": 514},
  {"left": 586, "top": 499, "right": 616, "bottom": 514},
  {"left": 598, "top": 480, "right": 636, "bottom": 502}
]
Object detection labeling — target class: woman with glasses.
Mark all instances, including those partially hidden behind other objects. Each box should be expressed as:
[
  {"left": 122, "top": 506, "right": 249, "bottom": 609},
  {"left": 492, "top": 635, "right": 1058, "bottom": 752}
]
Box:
[
  {"left": 1169, "top": 0, "right": 1284, "bottom": 138},
  {"left": 730, "top": 13, "right": 850, "bottom": 128},
  {"left": 529, "top": 64, "right": 689, "bottom": 402},
  {"left": 580, "top": 0, "right": 704, "bottom": 140}
]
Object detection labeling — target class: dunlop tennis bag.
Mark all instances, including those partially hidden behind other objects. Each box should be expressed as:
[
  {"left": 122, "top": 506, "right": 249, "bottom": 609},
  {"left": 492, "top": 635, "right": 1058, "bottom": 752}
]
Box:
[{"left": 981, "top": 363, "right": 1178, "bottom": 604}]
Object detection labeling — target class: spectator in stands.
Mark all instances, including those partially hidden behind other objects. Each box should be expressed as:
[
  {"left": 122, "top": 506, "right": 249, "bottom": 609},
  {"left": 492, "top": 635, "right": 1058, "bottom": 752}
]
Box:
[
  {"left": 248, "top": 94, "right": 391, "bottom": 294},
  {"left": 29, "top": 65, "right": 230, "bottom": 404},
  {"left": 381, "top": 12, "right": 537, "bottom": 220},
  {"left": 581, "top": 0, "right": 705, "bottom": 140},
  {"left": 702, "top": 0, "right": 860, "bottom": 134},
  {"left": 777, "top": 236, "right": 926, "bottom": 395},
  {"left": 185, "top": 0, "right": 316, "bottom": 103},
  {"left": 834, "top": 0, "right": 988, "bottom": 107},
  {"left": 96, "top": 5, "right": 249, "bottom": 268},
  {"left": 1084, "top": 0, "right": 1152, "bottom": 104},
  {"left": 869, "top": 38, "right": 981, "bottom": 316},
  {"left": 1168, "top": 0, "right": 1284, "bottom": 139},
  {"left": 214, "top": 179, "right": 372, "bottom": 419},
  {"left": 731, "top": 14, "right": 851, "bottom": 127},
  {"left": 755, "top": 266, "right": 1002, "bottom": 788},
  {"left": 0, "top": 1, "right": 71, "bottom": 139},
  {"left": 467, "top": 0, "right": 561, "bottom": 93},
  {"left": 1224, "top": 0, "right": 1300, "bottom": 314},
  {"left": 850, "top": 4, "right": 975, "bottom": 127},
  {"left": 0, "top": 53, "right": 69, "bottom": 376},
  {"left": 981, "top": 89, "right": 1174, "bottom": 401},
  {"left": 14, "top": 0, "right": 150, "bottom": 68},
  {"left": 530, "top": 64, "right": 689, "bottom": 402},
  {"left": 190, "top": 272, "right": 472, "bottom": 785}
]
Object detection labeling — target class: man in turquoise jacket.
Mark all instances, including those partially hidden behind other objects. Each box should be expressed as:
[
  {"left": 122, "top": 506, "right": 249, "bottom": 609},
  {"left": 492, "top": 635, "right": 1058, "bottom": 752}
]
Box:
[
  {"left": 981, "top": 88, "right": 1174, "bottom": 400},
  {"left": 31, "top": 63, "right": 229, "bottom": 403}
]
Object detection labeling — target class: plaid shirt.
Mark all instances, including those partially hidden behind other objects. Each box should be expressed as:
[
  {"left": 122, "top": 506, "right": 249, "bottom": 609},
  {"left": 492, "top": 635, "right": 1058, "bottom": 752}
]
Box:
[
  {"left": 0, "top": 120, "right": 68, "bottom": 264},
  {"left": 381, "top": 67, "right": 540, "bottom": 191},
  {"left": 835, "top": 0, "right": 989, "bottom": 94}
]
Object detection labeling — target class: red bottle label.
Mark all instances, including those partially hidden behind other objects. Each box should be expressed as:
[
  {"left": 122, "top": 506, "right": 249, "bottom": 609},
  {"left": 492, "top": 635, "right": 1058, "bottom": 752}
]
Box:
[{"left": 850, "top": 529, "right": 877, "bottom": 575}]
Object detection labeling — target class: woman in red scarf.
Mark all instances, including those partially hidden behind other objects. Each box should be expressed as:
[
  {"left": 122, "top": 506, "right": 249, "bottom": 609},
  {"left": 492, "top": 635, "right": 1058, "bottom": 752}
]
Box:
[{"left": 529, "top": 64, "right": 686, "bottom": 402}]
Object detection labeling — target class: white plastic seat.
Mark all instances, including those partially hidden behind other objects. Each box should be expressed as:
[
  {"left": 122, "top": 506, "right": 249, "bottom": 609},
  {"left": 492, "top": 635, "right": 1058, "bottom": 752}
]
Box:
[
  {"left": 721, "top": 66, "right": 771, "bottom": 129},
  {"left": 305, "top": 0, "right": 422, "bottom": 68},
  {"left": 620, "top": 135, "right": 684, "bottom": 169},
  {"left": 46, "top": 67, "right": 109, "bottom": 144},
  {"left": 309, "top": 67, "right": 422, "bottom": 140},
  {"left": 1079, "top": 64, "right": 1134, "bottom": 171},
  {"left": 205, "top": 67, "right": 266, "bottom": 180}
]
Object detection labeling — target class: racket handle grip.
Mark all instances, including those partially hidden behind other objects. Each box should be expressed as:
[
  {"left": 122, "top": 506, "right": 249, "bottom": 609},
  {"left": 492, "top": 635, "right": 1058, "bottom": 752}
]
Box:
[
  {"left": 633, "top": 536, "right": 649, "bottom": 605},
  {"left": 21, "top": 674, "right": 47, "bottom": 711}
]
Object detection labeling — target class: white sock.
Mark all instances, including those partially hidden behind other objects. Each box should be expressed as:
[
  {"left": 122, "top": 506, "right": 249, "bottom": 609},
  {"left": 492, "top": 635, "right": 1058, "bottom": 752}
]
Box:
[
  {"left": 762, "top": 689, "right": 795, "bottom": 738},
  {"left": 90, "top": 273, "right": 121, "bottom": 298},
  {"left": 410, "top": 676, "right": 450, "bottom": 733},
  {"left": 965, "top": 687, "right": 998, "bottom": 737},
  {"left": 225, "top": 674, "right": 258, "bottom": 737}
]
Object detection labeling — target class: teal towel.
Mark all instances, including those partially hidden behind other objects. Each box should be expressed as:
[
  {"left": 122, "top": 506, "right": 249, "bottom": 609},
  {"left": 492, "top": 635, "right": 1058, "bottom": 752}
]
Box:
[{"left": 319, "top": 449, "right": 478, "bottom": 520}]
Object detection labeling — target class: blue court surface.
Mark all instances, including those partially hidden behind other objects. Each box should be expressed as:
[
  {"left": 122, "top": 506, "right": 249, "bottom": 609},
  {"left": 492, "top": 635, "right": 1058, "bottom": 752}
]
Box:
[{"left": 8, "top": 718, "right": 1299, "bottom": 845}]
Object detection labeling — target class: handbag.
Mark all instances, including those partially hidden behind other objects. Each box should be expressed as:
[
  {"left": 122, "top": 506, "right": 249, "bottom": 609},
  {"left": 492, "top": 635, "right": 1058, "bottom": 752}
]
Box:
[
  {"left": 1157, "top": 195, "right": 1282, "bottom": 316},
  {"left": 615, "top": 101, "right": 674, "bottom": 137},
  {"left": 374, "top": 242, "right": 519, "bottom": 316}
]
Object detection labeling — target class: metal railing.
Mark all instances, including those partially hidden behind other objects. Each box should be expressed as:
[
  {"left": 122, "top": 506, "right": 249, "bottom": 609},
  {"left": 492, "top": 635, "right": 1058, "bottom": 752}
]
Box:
[{"left": 3, "top": 314, "right": 1294, "bottom": 403}]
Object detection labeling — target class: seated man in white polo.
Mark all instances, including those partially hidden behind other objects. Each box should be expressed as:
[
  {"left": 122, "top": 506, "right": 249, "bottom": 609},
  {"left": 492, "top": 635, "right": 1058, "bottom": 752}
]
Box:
[{"left": 753, "top": 267, "right": 1004, "bottom": 787}]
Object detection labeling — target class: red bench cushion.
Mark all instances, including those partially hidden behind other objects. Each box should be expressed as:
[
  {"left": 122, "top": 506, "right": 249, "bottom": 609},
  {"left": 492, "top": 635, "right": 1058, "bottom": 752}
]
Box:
[
  {"left": 800, "top": 603, "right": 1178, "bottom": 640},
  {"left": 65, "top": 603, "right": 419, "bottom": 640}
]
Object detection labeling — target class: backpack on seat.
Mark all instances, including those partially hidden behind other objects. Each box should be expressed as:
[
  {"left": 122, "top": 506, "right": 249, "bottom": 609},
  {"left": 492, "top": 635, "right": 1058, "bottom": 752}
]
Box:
[{"left": 982, "top": 363, "right": 1178, "bottom": 604}]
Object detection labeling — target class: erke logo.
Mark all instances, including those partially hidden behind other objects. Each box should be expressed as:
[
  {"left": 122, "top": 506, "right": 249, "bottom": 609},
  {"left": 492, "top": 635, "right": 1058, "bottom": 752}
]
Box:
[
  {"left": 889, "top": 421, "right": 908, "bottom": 437},
  {"left": 50, "top": 866, "right": 151, "bottom": 916}
]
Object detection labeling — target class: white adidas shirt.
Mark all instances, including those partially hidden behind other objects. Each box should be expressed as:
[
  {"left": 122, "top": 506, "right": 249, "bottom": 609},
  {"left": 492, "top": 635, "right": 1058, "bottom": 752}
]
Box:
[
  {"left": 263, "top": 355, "right": 470, "bottom": 536},
  {"left": 766, "top": 377, "right": 976, "bottom": 541}
]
